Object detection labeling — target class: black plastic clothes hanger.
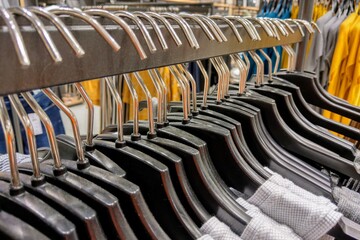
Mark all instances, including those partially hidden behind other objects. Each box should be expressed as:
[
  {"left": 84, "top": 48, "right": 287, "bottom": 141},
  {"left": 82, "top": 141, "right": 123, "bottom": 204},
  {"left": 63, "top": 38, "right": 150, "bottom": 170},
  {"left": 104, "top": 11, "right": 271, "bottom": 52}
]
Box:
[
  {"left": 0, "top": 94, "right": 107, "bottom": 240},
  {"left": 0, "top": 209, "right": 50, "bottom": 239},
  {"left": 99, "top": 70, "right": 212, "bottom": 227},
  {"left": 208, "top": 42, "right": 334, "bottom": 188},
  {"left": 253, "top": 45, "right": 360, "bottom": 140},
  {"left": 55, "top": 83, "right": 125, "bottom": 176},
  {"left": 17, "top": 91, "right": 135, "bottom": 240},
  {"left": 246, "top": 49, "right": 359, "bottom": 161},
  {"left": 168, "top": 62, "right": 270, "bottom": 181},
  {"left": 231, "top": 54, "right": 360, "bottom": 180},
  {"left": 150, "top": 54, "right": 330, "bottom": 195},
  {"left": 98, "top": 72, "right": 250, "bottom": 235},
  {"left": 0, "top": 96, "right": 78, "bottom": 240},
  {"left": 276, "top": 69, "right": 360, "bottom": 123},
  {"left": 53, "top": 9, "right": 154, "bottom": 175},
  {"left": 166, "top": 64, "right": 267, "bottom": 188},
  {"left": 41, "top": 87, "right": 170, "bottom": 240},
  {"left": 98, "top": 16, "right": 253, "bottom": 230},
  {"left": 93, "top": 75, "right": 202, "bottom": 240},
  {"left": 200, "top": 46, "right": 329, "bottom": 192},
  {"left": 197, "top": 54, "right": 333, "bottom": 196}
]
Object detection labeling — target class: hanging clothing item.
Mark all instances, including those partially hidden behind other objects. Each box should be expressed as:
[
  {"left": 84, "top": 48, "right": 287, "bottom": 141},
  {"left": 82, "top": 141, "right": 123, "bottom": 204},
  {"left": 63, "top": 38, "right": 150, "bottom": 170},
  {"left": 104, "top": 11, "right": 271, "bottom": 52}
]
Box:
[
  {"left": 324, "top": 11, "right": 360, "bottom": 124},
  {"left": 236, "top": 198, "right": 302, "bottom": 240},
  {"left": 246, "top": 180, "right": 342, "bottom": 240},
  {"left": 322, "top": 12, "right": 349, "bottom": 88},
  {"left": 0, "top": 153, "right": 31, "bottom": 172},
  {"left": 304, "top": 11, "right": 333, "bottom": 76},
  {"left": 268, "top": 173, "right": 337, "bottom": 210},
  {"left": 333, "top": 187, "right": 360, "bottom": 224},
  {"left": 200, "top": 217, "right": 242, "bottom": 240},
  {"left": 81, "top": 79, "right": 101, "bottom": 106},
  {"left": 197, "top": 234, "right": 214, "bottom": 240}
]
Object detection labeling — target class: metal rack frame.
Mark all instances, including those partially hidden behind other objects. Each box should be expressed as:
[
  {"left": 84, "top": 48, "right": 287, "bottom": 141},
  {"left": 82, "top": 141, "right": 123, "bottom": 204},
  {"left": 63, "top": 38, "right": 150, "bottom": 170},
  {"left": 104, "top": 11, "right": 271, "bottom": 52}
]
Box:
[{"left": 0, "top": 20, "right": 305, "bottom": 96}]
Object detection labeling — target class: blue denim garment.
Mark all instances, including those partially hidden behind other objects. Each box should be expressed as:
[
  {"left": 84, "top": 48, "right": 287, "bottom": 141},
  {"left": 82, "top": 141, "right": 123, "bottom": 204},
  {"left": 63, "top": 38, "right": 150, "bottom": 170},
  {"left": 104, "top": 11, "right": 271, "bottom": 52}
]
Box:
[{"left": 0, "top": 92, "right": 65, "bottom": 154}]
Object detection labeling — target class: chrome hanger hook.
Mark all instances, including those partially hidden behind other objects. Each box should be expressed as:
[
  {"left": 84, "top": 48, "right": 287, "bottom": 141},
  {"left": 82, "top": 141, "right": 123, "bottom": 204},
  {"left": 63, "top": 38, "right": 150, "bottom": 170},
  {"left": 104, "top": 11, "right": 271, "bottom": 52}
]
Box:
[
  {"left": 133, "top": 72, "right": 156, "bottom": 137},
  {"left": 147, "top": 69, "right": 163, "bottom": 125},
  {"left": 123, "top": 74, "right": 140, "bottom": 138},
  {"left": 179, "top": 13, "right": 215, "bottom": 41},
  {"left": 196, "top": 60, "right": 209, "bottom": 109},
  {"left": 9, "top": 7, "right": 62, "bottom": 63},
  {"left": 134, "top": 11, "right": 169, "bottom": 51},
  {"left": 104, "top": 76, "right": 125, "bottom": 145},
  {"left": 168, "top": 65, "right": 190, "bottom": 123},
  {"left": 0, "top": 97, "right": 23, "bottom": 192},
  {"left": 42, "top": 88, "right": 88, "bottom": 165},
  {"left": 145, "top": 12, "right": 182, "bottom": 47},
  {"left": 84, "top": 9, "right": 147, "bottom": 59},
  {"left": 21, "top": 92, "right": 63, "bottom": 170},
  {"left": 178, "top": 64, "right": 198, "bottom": 114},
  {"left": 73, "top": 83, "right": 94, "bottom": 147},
  {"left": 259, "top": 49, "right": 273, "bottom": 81},
  {"left": 210, "top": 15, "right": 243, "bottom": 43},
  {"left": 8, "top": 94, "right": 42, "bottom": 180},
  {"left": 29, "top": 7, "right": 85, "bottom": 58},
  {"left": 0, "top": 8, "right": 30, "bottom": 66},
  {"left": 48, "top": 6, "right": 120, "bottom": 52},
  {"left": 194, "top": 14, "right": 227, "bottom": 42},
  {"left": 161, "top": 12, "right": 200, "bottom": 49},
  {"left": 225, "top": 16, "right": 258, "bottom": 41}
]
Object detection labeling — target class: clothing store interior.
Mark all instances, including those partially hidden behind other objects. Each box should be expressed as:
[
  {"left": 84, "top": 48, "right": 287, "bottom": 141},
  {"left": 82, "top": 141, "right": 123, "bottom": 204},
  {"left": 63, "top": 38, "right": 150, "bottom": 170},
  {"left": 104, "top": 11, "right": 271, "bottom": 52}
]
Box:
[{"left": 1, "top": 0, "right": 360, "bottom": 239}]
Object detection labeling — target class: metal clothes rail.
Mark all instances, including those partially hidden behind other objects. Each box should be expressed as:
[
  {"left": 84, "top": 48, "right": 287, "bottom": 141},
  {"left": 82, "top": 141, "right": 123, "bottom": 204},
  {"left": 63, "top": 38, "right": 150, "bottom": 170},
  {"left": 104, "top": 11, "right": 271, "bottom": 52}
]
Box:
[
  {"left": 0, "top": 20, "right": 304, "bottom": 96},
  {"left": 82, "top": 2, "right": 214, "bottom": 14}
]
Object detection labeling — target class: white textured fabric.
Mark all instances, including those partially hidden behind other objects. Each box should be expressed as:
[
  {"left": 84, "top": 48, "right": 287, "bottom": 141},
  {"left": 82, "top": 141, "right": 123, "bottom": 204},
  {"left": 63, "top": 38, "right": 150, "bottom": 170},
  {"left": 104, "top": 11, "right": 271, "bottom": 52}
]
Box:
[
  {"left": 269, "top": 173, "right": 338, "bottom": 210},
  {"left": 333, "top": 187, "right": 360, "bottom": 204},
  {"left": 0, "top": 153, "right": 31, "bottom": 172},
  {"left": 248, "top": 180, "right": 342, "bottom": 240},
  {"left": 197, "top": 234, "right": 215, "bottom": 240},
  {"left": 241, "top": 216, "right": 301, "bottom": 240},
  {"left": 319, "top": 235, "right": 335, "bottom": 240},
  {"left": 236, "top": 197, "right": 301, "bottom": 240},
  {"left": 200, "top": 217, "right": 242, "bottom": 240},
  {"left": 333, "top": 187, "right": 360, "bottom": 224}
]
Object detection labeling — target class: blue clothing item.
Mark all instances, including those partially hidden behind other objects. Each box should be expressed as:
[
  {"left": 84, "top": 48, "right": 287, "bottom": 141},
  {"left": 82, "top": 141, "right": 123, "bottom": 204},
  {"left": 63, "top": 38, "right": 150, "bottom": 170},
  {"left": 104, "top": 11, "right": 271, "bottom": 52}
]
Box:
[
  {"left": 245, "top": 3, "right": 290, "bottom": 81},
  {"left": 0, "top": 92, "right": 65, "bottom": 154},
  {"left": 188, "top": 62, "right": 202, "bottom": 93}
]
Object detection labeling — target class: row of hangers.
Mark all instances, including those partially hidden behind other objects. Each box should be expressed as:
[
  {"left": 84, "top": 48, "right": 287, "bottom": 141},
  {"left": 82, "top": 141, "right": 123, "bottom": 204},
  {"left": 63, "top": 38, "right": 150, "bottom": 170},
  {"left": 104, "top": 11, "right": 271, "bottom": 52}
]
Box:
[{"left": 0, "top": 6, "right": 360, "bottom": 239}]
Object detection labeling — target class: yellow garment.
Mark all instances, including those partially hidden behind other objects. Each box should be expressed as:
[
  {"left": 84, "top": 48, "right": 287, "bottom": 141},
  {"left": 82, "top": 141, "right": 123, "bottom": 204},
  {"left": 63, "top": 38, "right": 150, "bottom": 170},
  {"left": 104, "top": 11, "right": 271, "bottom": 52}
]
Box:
[
  {"left": 324, "top": 12, "right": 358, "bottom": 122},
  {"left": 81, "top": 79, "right": 101, "bottom": 106},
  {"left": 122, "top": 67, "right": 181, "bottom": 120},
  {"left": 313, "top": 4, "right": 319, "bottom": 21},
  {"left": 337, "top": 15, "right": 360, "bottom": 125},
  {"left": 291, "top": 4, "right": 299, "bottom": 19}
]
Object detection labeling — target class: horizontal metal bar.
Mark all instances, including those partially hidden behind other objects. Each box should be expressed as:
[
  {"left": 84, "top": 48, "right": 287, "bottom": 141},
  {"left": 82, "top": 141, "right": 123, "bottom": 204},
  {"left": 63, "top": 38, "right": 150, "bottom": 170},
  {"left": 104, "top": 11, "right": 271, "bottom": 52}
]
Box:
[
  {"left": 0, "top": 22, "right": 304, "bottom": 96},
  {"left": 82, "top": 2, "right": 214, "bottom": 14}
]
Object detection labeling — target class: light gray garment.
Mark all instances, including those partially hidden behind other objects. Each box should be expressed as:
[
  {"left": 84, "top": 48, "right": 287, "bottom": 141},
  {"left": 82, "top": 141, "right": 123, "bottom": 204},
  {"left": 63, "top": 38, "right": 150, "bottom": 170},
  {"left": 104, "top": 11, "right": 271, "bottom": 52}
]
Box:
[
  {"left": 333, "top": 186, "right": 360, "bottom": 204},
  {"left": 321, "top": 13, "right": 348, "bottom": 87},
  {"left": 0, "top": 153, "right": 31, "bottom": 172},
  {"left": 248, "top": 180, "right": 342, "bottom": 240},
  {"left": 200, "top": 217, "right": 242, "bottom": 240},
  {"left": 240, "top": 216, "right": 301, "bottom": 240},
  {"left": 333, "top": 187, "right": 360, "bottom": 224},
  {"left": 236, "top": 197, "right": 302, "bottom": 240},
  {"left": 336, "top": 196, "right": 360, "bottom": 224},
  {"left": 197, "top": 234, "right": 215, "bottom": 240},
  {"left": 269, "top": 173, "right": 337, "bottom": 210},
  {"left": 305, "top": 11, "right": 333, "bottom": 75}
]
